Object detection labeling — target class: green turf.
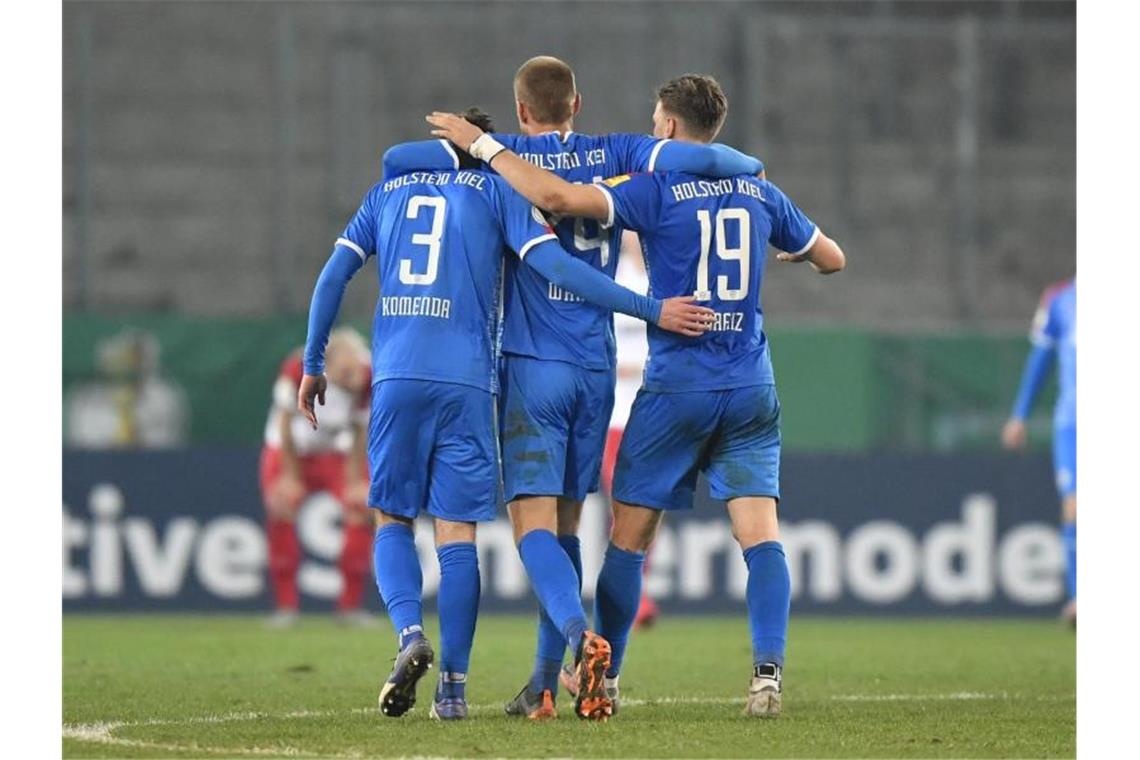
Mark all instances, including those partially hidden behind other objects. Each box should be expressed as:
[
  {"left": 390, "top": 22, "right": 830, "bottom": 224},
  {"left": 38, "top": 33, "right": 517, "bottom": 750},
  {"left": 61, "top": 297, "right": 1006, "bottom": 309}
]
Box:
[{"left": 63, "top": 615, "right": 1074, "bottom": 758}]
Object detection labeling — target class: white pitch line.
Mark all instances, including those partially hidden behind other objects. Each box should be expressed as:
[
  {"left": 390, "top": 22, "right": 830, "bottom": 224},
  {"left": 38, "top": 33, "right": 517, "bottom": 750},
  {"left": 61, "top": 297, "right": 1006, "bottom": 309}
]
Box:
[
  {"left": 830, "top": 692, "right": 1006, "bottom": 702},
  {"left": 64, "top": 693, "right": 1064, "bottom": 756}
]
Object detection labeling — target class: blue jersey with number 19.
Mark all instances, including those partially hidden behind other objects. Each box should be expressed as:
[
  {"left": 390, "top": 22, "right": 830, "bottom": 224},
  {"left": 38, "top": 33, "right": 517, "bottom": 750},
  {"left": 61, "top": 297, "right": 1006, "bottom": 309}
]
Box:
[
  {"left": 337, "top": 169, "right": 557, "bottom": 393},
  {"left": 597, "top": 172, "right": 819, "bottom": 393}
]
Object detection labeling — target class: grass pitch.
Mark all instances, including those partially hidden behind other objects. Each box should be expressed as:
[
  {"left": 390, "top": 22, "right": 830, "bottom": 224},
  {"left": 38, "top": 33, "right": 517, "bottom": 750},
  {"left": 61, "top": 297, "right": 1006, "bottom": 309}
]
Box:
[{"left": 63, "top": 615, "right": 1074, "bottom": 758}]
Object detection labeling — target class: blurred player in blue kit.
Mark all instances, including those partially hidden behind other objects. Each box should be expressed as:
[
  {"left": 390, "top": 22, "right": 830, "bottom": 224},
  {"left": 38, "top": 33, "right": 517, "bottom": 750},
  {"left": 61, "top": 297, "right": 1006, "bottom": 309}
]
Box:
[
  {"left": 298, "top": 108, "right": 715, "bottom": 722},
  {"left": 429, "top": 73, "right": 846, "bottom": 717},
  {"left": 1002, "top": 279, "right": 1076, "bottom": 625},
  {"left": 387, "top": 56, "right": 766, "bottom": 720}
]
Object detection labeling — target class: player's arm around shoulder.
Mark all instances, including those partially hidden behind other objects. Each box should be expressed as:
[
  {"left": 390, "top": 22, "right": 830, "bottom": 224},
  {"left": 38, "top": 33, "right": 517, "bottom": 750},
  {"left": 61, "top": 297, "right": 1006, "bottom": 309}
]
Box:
[{"left": 426, "top": 111, "right": 609, "bottom": 221}]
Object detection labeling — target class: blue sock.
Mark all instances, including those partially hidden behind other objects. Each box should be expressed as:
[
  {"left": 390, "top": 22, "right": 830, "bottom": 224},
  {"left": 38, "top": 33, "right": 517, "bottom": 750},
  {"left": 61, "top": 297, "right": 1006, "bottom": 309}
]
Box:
[
  {"left": 1061, "top": 521, "right": 1076, "bottom": 601},
  {"left": 435, "top": 542, "right": 479, "bottom": 700},
  {"left": 518, "top": 530, "right": 588, "bottom": 656},
  {"left": 594, "top": 543, "right": 645, "bottom": 678},
  {"left": 743, "top": 541, "right": 791, "bottom": 668},
  {"left": 374, "top": 523, "right": 423, "bottom": 650},
  {"left": 530, "top": 535, "right": 583, "bottom": 695}
]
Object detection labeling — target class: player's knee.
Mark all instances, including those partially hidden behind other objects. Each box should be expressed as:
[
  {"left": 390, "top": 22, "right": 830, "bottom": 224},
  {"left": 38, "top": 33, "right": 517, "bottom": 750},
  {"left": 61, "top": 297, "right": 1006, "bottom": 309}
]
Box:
[
  {"left": 376, "top": 510, "right": 414, "bottom": 530},
  {"left": 727, "top": 497, "right": 780, "bottom": 548},
  {"left": 508, "top": 496, "right": 558, "bottom": 544},
  {"left": 434, "top": 518, "right": 476, "bottom": 546},
  {"left": 609, "top": 502, "right": 661, "bottom": 553},
  {"left": 556, "top": 498, "right": 583, "bottom": 536},
  {"left": 265, "top": 499, "right": 297, "bottom": 522}
]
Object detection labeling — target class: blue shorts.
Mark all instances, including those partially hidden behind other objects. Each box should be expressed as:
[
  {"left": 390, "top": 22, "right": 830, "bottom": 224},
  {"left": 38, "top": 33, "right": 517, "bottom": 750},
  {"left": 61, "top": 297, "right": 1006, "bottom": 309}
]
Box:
[
  {"left": 367, "top": 379, "right": 500, "bottom": 523},
  {"left": 1053, "top": 423, "right": 1076, "bottom": 497},
  {"left": 499, "top": 355, "right": 615, "bottom": 503},
  {"left": 613, "top": 385, "right": 781, "bottom": 511}
]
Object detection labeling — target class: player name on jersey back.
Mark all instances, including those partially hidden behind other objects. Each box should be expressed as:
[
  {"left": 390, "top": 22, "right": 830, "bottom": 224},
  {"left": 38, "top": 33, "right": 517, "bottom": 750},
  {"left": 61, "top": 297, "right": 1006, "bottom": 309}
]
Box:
[
  {"left": 670, "top": 176, "right": 767, "bottom": 203},
  {"left": 516, "top": 147, "right": 607, "bottom": 171},
  {"left": 380, "top": 295, "right": 452, "bottom": 319},
  {"left": 382, "top": 170, "right": 487, "bottom": 193}
]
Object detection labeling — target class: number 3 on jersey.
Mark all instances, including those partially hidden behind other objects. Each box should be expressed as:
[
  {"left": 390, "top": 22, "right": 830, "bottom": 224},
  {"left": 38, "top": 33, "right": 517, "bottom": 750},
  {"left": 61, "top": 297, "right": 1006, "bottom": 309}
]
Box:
[
  {"left": 400, "top": 195, "right": 445, "bottom": 286},
  {"left": 695, "top": 208, "right": 750, "bottom": 301}
]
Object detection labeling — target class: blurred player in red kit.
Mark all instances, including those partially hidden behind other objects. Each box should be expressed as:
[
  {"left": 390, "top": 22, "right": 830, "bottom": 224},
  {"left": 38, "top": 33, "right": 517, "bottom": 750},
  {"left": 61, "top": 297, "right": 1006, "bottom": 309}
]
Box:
[
  {"left": 601, "top": 234, "right": 659, "bottom": 629},
  {"left": 260, "top": 328, "right": 374, "bottom": 627}
]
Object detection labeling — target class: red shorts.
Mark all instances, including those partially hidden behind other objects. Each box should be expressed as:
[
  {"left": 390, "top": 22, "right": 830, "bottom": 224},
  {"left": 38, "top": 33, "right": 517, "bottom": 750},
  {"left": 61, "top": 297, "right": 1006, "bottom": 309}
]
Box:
[{"left": 259, "top": 446, "right": 350, "bottom": 507}]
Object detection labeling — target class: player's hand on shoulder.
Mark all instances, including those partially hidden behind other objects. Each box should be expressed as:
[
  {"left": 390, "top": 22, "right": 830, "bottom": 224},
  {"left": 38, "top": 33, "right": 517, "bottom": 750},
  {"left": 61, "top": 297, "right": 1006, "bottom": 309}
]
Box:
[
  {"left": 298, "top": 374, "right": 328, "bottom": 430},
  {"left": 1001, "top": 418, "right": 1028, "bottom": 450},
  {"left": 657, "top": 296, "right": 716, "bottom": 338},
  {"left": 426, "top": 112, "right": 483, "bottom": 153}
]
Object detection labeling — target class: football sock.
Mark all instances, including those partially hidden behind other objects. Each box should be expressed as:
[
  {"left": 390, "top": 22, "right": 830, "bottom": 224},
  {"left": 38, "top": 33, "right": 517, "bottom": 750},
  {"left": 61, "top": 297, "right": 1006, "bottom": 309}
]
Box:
[
  {"left": 530, "top": 534, "right": 584, "bottom": 695},
  {"left": 594, "top": 542, "right": 645, "bottom": 677},
  {"left": 266, "top": 518, "right": 300, "bottom": 611},
  {"left": 337, "top": 522, "right": 373, "bottom": 612},
  {"left": 436, "top": 542, "right": 479, "bottom": 700},
  {"left": 743, "top": 541, "right": 791, "bottom": 668},
  {"left": 1061, "top": 521, "right": 1076, "bottom": 601},
  {"left": 374, "top": 523, "right": 423, "bottom": 650},
  {"left": 437, "top": 671, "right": 468, "bottom": 701},
  {"left": 518, "top": 530, "right": 589, "bottom": 657}
]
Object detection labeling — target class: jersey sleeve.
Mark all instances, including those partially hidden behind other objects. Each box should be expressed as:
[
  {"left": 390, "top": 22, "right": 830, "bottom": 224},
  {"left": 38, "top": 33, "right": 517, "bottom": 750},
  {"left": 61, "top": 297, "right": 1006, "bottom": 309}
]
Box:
[
  {"left": 382, "top": 139, "right": 461, "bottom": 177},
  {"left": 765, "top": 181, "right": 820, "bottom": 255},
  {"left": 337, "top": 184, "right": 382, "bottom": 262},
  {"left": 1030, "top": 288, "right": 1062, "bottom": 348},
  {"left": 594, "top": 173, "right": 663, "bottom": 233},
  {"left": 609, "top": 133, "right": 671, "bottom": 174},
  {"left": 609, "top": 134, "right": 765, "bottom": 177},
  {"left": 491, "top": 179, "right": 559, "bottom": 258}
]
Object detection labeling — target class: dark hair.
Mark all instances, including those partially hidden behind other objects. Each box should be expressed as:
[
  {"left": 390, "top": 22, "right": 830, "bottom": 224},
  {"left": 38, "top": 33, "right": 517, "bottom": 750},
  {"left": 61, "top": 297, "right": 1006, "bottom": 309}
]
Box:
[
  {"left": 456, "top": 106, "right": 495, "bottom": 169},
  {"left": 513, "top": 56, "right": 576, "bottom": 124},
  {"left": 655, "top": 74, "right": 728, "bottom": 141}
]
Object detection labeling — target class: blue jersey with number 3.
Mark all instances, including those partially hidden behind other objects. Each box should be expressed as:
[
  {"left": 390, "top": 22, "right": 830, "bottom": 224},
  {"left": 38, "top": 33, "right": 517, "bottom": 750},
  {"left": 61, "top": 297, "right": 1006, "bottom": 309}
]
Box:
[
  {"left": 337, "top": 170, "right": 557, "bottom": 393},
  {"left": 597, "top": 172, "right": 819, "bottom": 393}
]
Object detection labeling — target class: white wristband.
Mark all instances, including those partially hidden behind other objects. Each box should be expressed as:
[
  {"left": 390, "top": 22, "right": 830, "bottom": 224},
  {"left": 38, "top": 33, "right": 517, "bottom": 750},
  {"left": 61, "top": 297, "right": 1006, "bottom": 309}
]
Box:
[{"left": 468, "top": 133, "right": 507, "bottom": 163}]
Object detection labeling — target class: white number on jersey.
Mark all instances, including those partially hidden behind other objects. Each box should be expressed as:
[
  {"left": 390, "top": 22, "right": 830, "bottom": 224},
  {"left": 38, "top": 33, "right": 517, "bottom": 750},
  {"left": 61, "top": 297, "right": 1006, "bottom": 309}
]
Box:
[
  {"left": 567, "top": 177, "right": 610, "bottom": 267},
  {"left": 400, "top": 196, "right": 446, "bottom": 286},
  {"left": 695, "top": 208, "right": 750, "bottom": 302}
]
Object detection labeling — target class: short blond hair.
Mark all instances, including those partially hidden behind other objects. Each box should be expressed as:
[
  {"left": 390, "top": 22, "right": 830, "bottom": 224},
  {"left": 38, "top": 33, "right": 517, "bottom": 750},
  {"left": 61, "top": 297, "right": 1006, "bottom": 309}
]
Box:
[{"left": 514, "top": 56, "right": 577, "bottom": 124}]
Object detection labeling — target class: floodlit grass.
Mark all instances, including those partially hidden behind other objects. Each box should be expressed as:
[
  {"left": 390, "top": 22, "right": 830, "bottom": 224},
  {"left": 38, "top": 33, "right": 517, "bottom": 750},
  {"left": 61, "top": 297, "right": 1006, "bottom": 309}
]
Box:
[{"left": 63, "top": 614, "right": 1074, "bottom": 758}]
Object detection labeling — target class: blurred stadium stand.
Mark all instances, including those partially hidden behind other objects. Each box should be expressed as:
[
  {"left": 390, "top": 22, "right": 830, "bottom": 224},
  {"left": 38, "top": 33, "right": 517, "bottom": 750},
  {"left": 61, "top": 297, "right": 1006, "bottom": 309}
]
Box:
[{"left": 63, "top": 0, "right": 1074, "bottom": 327}]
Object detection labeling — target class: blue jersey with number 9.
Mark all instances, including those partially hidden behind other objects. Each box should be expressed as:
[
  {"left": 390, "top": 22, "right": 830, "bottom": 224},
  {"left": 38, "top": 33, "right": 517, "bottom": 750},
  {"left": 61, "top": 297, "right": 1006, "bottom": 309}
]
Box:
[{"left": 596, "top": 172, "right": 819, "bottom": 393}]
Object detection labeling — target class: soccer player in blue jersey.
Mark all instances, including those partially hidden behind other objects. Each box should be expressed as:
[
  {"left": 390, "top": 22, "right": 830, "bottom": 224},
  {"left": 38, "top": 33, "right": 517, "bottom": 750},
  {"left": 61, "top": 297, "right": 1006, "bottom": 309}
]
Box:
[
  {"left": 429, "top": 74, "right": 846, "bottom": 718},
  {"left": 297, "top": 108, "right": 714, "bottom": 722},
  {"left": 1002, "top": 279, "right": 1077, "bottom": 625},
  {"left": 389, "top": 57, "right": 764, "bottom": 719}
]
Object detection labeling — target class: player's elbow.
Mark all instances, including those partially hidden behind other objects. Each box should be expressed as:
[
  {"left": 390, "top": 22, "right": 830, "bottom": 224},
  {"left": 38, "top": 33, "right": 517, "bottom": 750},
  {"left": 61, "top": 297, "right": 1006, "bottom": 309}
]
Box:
[
  {"left": 540, "top": 186, "right": 575, "bottom": 216},
  {"left": 812, "top": 236, "right": 846, "bottom": 275}
]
